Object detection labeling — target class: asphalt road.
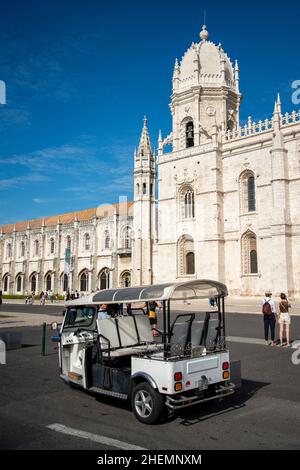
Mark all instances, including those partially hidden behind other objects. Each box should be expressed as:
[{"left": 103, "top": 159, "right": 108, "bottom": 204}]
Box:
[{"left": 1, "top": 313, "right": 300, "bottom": 450}]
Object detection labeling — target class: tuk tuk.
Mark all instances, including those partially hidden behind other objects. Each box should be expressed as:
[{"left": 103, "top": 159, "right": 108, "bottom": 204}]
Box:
[{"left": 52, "top": 280, "right": 237, "bottom": 424}]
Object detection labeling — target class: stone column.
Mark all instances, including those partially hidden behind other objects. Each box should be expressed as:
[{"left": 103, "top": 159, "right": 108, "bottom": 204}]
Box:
[{"left": 270, "top": 104, "right": 292, "bottom": 295}]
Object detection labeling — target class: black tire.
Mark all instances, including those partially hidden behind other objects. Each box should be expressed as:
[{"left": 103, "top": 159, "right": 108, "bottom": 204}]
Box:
[{"left": 131, "top": 381, "right": 165, "bottom": 424}]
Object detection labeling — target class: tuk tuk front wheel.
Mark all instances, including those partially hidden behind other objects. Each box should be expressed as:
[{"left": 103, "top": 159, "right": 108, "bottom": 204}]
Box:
[{"left": 132, "top": 382, "right": 165, "bottom": 424}]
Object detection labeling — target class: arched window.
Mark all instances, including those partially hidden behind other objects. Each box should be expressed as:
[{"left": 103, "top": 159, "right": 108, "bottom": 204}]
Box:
[
  {"left": 186, "top": 121, "right": 194, "bottom": 148},
  {"left": 66, "top": 236, "right": 71, "bottom": 250},
  {"left": 3, "top": 274, "right": 9, "bottom": 292},
  {"left": 50, "top": 238, "right": 55, "bottom": 255},
  {"left": 104, "top": 230, "right": 110, "bottom": 250},
  {"left": 20, "top": 241, "right": 25, "bottom": 257},
  {"left": 248, "top": 176, "right": 256, "bottom": 212},
  {"left": 242, "top": 232, "right": 258, "bottom": 275},
  {"left": 84, "top": 233, "right": 90, "bottom": 251},
  {"left": 186, "top": 252, "right": 195, "bottom": 275},
  {"left": 31, "top": 274, "right": 37, "bottom": 293},
  {"left": 120, "top": 271, "right": 131, "bottom": 288},
  {"left": 179, "top": 185, "right": 195, "bottom": 219},
  {"left": 6, "top": 243, "right": 12, "bottom": 259},
  {"left": 177, "top": 235, "right": 195, "bottom": 276},
  {"left": 143, "top": 183, "right": 147, "bottom": 195},
  {"left": 184, "top": 190, "right": 195, "bottom": 219},
  {"left": 136, "top": 183, "right": 140, "bottom": 196},
  {"left": 99, "top": 269, "right": 110, "bottom": 290},
  {"left": 16, "top": 275, "right": 22, "bottom": 293},
  {"left": 45, "top": 273, "right": 52, "bottom": 291},
  {"left": 61, "top": 273, "right": 68, "bottom": 292},
  {"left": 240, "top": 171, "right": 256, "bottom": 213},
  {"left": 80, "top": 271, "right": 89, "bottom": 292},
  {"left": 122, "top": 226, "right": 132, "bottom": 249},
  {"left": 34, "top": 240, "right": 39, "bottom": 257}
]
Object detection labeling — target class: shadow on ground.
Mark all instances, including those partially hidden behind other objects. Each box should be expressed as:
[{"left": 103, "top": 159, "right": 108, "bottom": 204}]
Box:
[{"left": 174, "top": 378, "right": 269, "bottom": 426}]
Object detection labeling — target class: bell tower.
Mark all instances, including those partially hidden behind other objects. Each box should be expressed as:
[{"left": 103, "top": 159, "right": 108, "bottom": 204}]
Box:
[
  {"left": 132, "top": 117, "right": 156, "bottom": 286},
  {"left": 170, "top": 24, "right": 242, "bottom": 151}
]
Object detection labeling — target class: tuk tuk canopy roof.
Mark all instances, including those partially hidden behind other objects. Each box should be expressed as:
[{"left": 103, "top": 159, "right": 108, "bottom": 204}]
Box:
[{"left": 67, "top": 280, "right": 228, "bottom": 306}]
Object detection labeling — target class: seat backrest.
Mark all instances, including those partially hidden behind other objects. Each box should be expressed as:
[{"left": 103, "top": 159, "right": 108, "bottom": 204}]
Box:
[
  {"left": 134, "top": 315, "right": 153, "bottom": 343},
  {"left": 205, "top": 318, "right": 219, "bottom": 350},
  {"left": 117, "top": 316, "right": 138, "bottom": 347},
  {"left": 97, "top": 318, "right": 120, "bottom": 350},
  {"left": 191, "top": 320, "right": 205, "bottom": 347},
  {"left": 170, "top": 322, "right": 190, "bottom": 350}
]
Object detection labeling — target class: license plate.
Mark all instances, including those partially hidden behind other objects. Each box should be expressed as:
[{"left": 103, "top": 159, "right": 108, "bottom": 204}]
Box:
[{"left": 198, "top": 378, "right": 208, "bottom": 391}]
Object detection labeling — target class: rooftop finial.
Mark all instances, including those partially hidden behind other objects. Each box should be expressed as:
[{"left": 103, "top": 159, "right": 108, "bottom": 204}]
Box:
[
  {"left": 200, "top": 24, "right": 209, "bottom": 41},
  {"left": 200, "top": 11, "right": 209, "bottom": 41}
]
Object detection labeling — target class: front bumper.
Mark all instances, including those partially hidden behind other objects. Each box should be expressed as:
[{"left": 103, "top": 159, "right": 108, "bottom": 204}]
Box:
[{"left": 165, "top": 382, "right": 236, "bottom": 410}]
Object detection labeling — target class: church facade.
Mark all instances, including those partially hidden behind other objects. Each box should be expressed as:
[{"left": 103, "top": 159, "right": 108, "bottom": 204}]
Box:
[{"left": 1, "top": 25, "right": 300, "bottom": 297}]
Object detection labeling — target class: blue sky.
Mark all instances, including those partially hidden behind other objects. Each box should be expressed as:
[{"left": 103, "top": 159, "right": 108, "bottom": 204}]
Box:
[{"left": 0, "top": 0, "right": 299, "bottom": 225}]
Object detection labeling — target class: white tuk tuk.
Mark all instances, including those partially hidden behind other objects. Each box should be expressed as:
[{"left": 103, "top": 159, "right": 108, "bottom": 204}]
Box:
[{"left": 52, "top": 280, "right": 237, "bottom": 424}]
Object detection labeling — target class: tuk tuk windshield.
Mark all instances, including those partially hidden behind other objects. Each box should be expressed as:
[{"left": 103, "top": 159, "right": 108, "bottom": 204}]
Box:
[{"left": 64, "top": 306, "right": 96, "bottom": 330}]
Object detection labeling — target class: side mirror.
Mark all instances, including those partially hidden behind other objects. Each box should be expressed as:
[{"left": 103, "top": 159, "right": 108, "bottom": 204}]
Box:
[{"left": 51, "top": 322, "right": 58, "bottom": 331}]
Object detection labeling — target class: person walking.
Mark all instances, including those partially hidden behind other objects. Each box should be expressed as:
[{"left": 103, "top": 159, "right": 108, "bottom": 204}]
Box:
[
  {"left": 278, "top": 293, "right": 292, "bottom": 347},
  {"left": 262, "top": 291, "right": 277, "bottom": 346}
]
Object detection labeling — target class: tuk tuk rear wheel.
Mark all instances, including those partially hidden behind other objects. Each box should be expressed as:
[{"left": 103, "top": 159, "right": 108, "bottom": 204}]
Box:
[{"left": 132, "top": 381, "right": 165, "bottom": 424}]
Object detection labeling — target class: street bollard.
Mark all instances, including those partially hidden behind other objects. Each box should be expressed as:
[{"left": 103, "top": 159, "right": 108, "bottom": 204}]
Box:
[{"left": 41, "top": 322, "right": 47, "bottom": 356}]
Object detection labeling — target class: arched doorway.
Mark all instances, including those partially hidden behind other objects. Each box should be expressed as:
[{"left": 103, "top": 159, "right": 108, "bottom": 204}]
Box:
[
  {"left": 60, "top": 273, "right": 69, "bottom": 292},
  {"left": 16, "top": 274, "right": 22, "bottom": 293},
  {"left": 45, "top": 273, "right": 52, "bottom": 291},
  {"left": 3, "top": 274, "right": 9, "bottom": 293},
  {"left": 79, "top": 271, "right": 89, "bottom": 292},
  {"left": 30, "top": 273, "right": 37, "bottom": 293}
]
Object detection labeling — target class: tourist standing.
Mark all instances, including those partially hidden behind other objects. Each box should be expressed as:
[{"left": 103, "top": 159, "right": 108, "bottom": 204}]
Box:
[
  {"left": 262, "top": 292, "right": 277, "bottom": 346},
  {"left": 278, "top": 293, "right": 292, "bottom": 347}
]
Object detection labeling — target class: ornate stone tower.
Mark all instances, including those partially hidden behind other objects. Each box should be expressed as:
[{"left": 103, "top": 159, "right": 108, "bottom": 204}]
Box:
[
  {"left": 170, "top": 24, "right": 242, "bottom": 151},
  {"left": 132, "top": 117, "right": 156, "bottom": 286}
]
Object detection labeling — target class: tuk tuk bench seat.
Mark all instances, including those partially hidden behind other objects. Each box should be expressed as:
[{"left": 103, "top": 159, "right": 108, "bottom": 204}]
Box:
[{"left": 97, "top": 315, "right": 162, "bottom": 358}]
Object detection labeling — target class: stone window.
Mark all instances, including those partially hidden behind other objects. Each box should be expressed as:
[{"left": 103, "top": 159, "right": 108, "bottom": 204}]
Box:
[
  {"left": 50, "top": 238, "right": 55, "bottom": 255},
  {"left": 143, "top": 183, "right": 147, "bottom": 195},
  {"left": 177, "top": 235, "right": 195, "bottom": 276},
  {"left": 20, "top": 241, "right": 25, "bottom": 257},
  {"left": 104, "top": 230, "right": 110, "bottom": 249},
  {"left": 179, "top": 185, "right": 195, "bottom": 219},
  {"left": 34, "top": 240, "right": 39, "bottom": 257},
  {"left": 186, "top": 252, "right": 195, "bottom": 275},
  {"left": 66, "top": 236, "right": 72, "bottom": 250},
  {"left": 240, "top": 171, "right": 256, "bottom": 213},
  {"left": 122, "top": 226, "right": 132, "bottom": 249},
  {"left": 242, "top": 231, "right": 258, "bottom": 275},
  {"left": 84, "top": 233, "right": 90, "bottom": 251},
  {"left": 6, "top": 243, "right": 12, "bottom": 259}
]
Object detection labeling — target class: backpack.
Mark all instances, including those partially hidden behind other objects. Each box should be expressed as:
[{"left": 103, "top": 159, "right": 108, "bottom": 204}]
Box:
[{"left": 262, "top": 301, "right": 272, "bottom": 316}]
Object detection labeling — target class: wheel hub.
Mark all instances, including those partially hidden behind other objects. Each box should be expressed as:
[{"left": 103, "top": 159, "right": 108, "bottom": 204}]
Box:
[{"left": 134, "top": 390, "right": 153, "bottom": 418}]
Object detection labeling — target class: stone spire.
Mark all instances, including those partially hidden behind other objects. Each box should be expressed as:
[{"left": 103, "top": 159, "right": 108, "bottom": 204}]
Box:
[
  {"left": 277, "top": 93, "right": 282, "bottom": 114},
  {"left": 234, "top": 60, "right": 240, "bottom": 93},
  {"left": 138, "top": 116, "right": 152, "bottom": 158}
]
